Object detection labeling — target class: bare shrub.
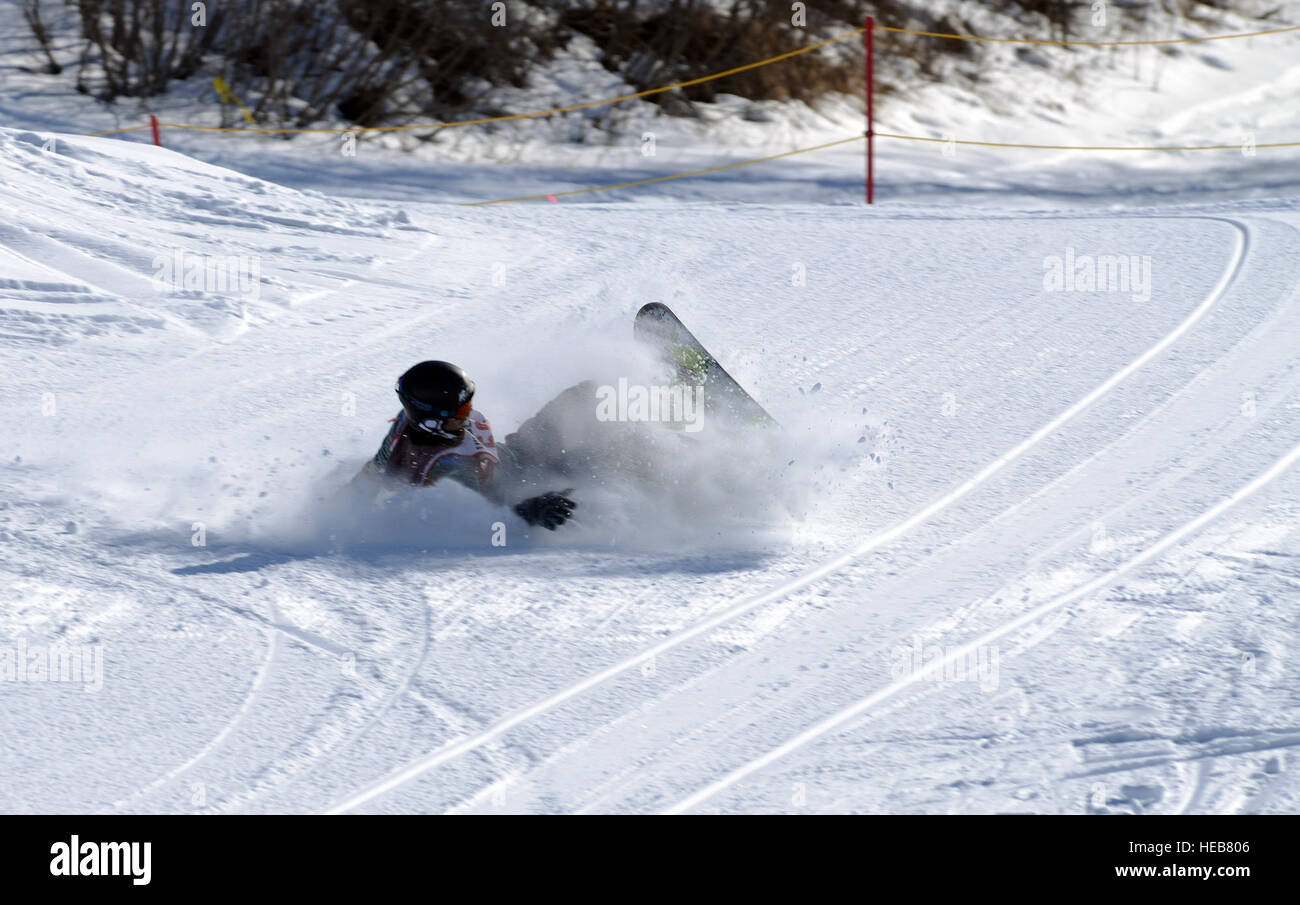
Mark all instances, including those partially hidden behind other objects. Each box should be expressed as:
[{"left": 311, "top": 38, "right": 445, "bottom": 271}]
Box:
[{"left": 71, "top": 0, "right": 225, "bottom": 100}]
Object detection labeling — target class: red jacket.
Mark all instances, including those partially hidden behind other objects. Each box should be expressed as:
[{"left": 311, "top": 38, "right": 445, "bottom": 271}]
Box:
[{"left": 365, "top": 409, "right": 502, "bottom": 498}]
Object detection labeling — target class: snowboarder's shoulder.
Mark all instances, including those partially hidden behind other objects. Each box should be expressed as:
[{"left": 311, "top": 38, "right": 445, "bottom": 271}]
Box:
[{"left": 467, "top": 409, "right": 495, "bottom": 441}]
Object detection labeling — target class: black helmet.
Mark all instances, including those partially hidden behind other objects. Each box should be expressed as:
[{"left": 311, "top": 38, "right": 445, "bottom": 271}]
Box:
[{"left": 396, "top": 361, "right": 475, "bottom": 437}]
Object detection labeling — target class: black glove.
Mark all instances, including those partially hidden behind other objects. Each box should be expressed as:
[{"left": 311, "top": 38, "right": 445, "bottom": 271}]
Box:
[{"left": 513, "top": 489, "right": 577, "bottom": 530}]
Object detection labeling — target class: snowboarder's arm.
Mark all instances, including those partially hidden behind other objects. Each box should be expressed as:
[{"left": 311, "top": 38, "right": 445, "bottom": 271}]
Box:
[
  {"left": 352, "top": 416, "right": 404, "bottom": 487},
  {"left": 491, "top": 443, "right": 576, "bottom": 529}
]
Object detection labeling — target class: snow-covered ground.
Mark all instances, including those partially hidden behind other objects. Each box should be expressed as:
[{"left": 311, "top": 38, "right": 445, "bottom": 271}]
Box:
[{"left": 2, "top": 2, "right": 1300, "bottom": 814}]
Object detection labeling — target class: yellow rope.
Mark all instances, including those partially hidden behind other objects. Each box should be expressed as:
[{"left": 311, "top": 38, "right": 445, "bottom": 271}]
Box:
[
  {"left": 86, "top": 123, "right": 153, "bottom": 137},
  {"left": 459, "top": 136, "right": 865, "bottom": 206},
  {"left": 464, "top": 128, "right": 1300, "bottom": 205},
  {"left": 878, "top": 22, "right": 1300, "bottom": 46},
  {"left": 878, "top": 131, "right": 1300, "bottom": 150}
]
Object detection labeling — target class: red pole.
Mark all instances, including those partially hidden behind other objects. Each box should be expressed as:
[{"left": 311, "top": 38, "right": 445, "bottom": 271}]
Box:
[
  {"left": 150, "top": 114, "right": 161, "bottom": 147},
  {"left": 865, "top": 16, "right": 875, "bottom": 204}
]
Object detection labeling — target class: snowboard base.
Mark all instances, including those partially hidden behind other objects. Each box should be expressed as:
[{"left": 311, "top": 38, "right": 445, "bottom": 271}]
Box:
[{"left": 633, "top": 302, "right": 775, "bottom": 428}]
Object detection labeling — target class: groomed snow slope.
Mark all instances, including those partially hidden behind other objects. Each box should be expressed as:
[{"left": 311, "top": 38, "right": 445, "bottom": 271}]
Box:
[{"left": 2, "top": 126, "right": 1300, "bottom": 814}]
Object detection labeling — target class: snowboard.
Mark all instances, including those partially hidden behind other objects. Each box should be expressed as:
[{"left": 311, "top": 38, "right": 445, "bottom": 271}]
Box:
[{"left": 633, "top": 302, "right": 776, "bottom": 428}]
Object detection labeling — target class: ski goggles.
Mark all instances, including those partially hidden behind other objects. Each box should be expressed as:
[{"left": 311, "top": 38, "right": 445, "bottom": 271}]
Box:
[{"left": 398, "top": 390, "right": 472, "bottom": 421}]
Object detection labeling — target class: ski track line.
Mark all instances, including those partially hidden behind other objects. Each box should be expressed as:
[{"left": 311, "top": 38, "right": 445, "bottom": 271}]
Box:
[
  {"left": 90, "top": 566, "right": 358, "bottom": 812},
  {"left": 0, "top": 224, "right": 211, "bottom": 341},
  {"left": 85, "top": 553, "right": 428, "bottom": 813},
  {"left": 98, "top": 224, "right": 587, "bottom": 445},
  {"left": 568, "top": 477, "right": 1214, "bottom": 815},
  {"left": 102, "top": 627, "right": 279, "bottom": 813},
  {"left": 28, "top": 558, "right": 292, "bottom": 813},
  {"left": 56, "top": 229, "right": 441, "bottom": 415},
  {"left": 569, "top": 458, "right": 1247, "bottom": 816},
  {"left": 876, "top": 258, "right": 1300, "bottom": 663},
  {"left": 665, "top": 436, "right": 1300, "bottom": 814},
  {"left": 225, "top": 601, "right": 435, "bottom": 813},
  {"left": 323, "top": 218, "right": 1249, "bottom": 814},
  {"left": 1068, "top": 731, "right": 1300, "bottom": 784}
]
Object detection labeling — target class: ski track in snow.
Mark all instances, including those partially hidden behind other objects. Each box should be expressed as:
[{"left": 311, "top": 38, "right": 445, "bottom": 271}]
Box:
[
  {"left": 3, "top": 113, "right": 1300, "bottom": 813},
  {"left": 106, "top": 628, "right": 279, "bottom": 811},
  {"left": 666, "top": 438, "right": 1300, "bottom": 813}
]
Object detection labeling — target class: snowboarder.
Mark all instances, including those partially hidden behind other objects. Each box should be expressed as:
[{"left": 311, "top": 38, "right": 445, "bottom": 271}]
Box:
[
  {"left": 357, "top": 308, "right": 771, "bottom": 534},
  {"left": 359, "top": 360, "right": 577, "bottom": 531}
]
